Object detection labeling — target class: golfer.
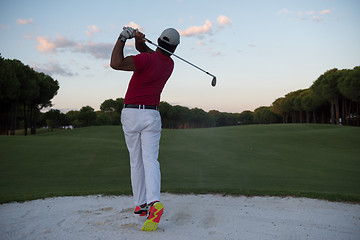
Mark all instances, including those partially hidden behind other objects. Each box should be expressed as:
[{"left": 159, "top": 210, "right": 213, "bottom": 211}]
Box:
[{"left": 110, "top": 26, "right": 180, "bottom": 231}]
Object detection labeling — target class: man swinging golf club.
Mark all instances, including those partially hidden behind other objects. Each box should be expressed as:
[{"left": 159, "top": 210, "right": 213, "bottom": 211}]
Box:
[{"left": 110, "top": 26, "right": 180, "bottom": 231}]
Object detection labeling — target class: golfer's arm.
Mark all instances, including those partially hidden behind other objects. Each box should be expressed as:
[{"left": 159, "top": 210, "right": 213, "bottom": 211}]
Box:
[
  {"left": 110, "top": 39, "right": 136, "bottom": 71},
  {"left": 135, "top": 41, "right": 153, "bottom": 53}
]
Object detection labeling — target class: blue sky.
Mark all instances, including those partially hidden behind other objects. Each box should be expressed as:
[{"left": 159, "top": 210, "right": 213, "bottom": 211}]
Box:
[{"left": 1, "top": 0, "right": 359, "bottom": 113}]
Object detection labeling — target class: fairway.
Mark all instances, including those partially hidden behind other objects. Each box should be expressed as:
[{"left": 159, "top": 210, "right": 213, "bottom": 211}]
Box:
[{"left": 0, "top": 124, "right": 359, "bottom": 203}]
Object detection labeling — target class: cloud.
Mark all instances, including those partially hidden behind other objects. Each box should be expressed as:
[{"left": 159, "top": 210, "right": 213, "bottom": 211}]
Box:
[
  {"left": 312, "top": 16, "right": 324, "bottom": 23},
  {"left": 217, "top": 15, "right": 231, "bottom": 26},
  {"left": 0, "top": 24, "right": 8, "bottom": 29},
  {"left": 85, "top": 25, "right": 101, "bottom": 37},
  {"left": 178, "top": 15, "right": 230, "bottom": 38},
  {"left": 278, "top": 8, "right": 292, "bottom": 15},
  {"left": 36, "top": 36, "right": 76, "bottom": 53},
  {"left": 16, "top": 18, "right": 34, "bottom": 25},
  {"left": 32, "top": 62, "right": 74, "bottom": 77},
  {"left": 320, "top": 9, "right": 331, "bottom": 15},
  {"left": 36, "top": 36, "right": 56, "bottom": 52},
  {"left": 35, "top": 35, "right": 113, "bottom": 59},
  {"left": 306, "top": 11, "right": 316, "bottom": 15},
  {"left": 127, "top": 22, "right": 144, "bottom": 31},
  {"left": 179, "top": 20, "right": 213, "bottom": 36},
  {"left": 120, "top": 22, "right": 144, "bottom": 32},
  {"left": 278, "top": 8, "right": 331, "bottom": 22}
]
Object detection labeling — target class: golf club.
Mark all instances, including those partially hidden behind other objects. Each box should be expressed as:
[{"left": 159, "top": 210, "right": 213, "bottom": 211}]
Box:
[{"left": 144, "top": 37, "right": 217, "bottom": 87}]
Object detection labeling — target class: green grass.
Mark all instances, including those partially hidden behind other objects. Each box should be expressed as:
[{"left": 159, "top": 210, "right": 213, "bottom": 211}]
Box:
[{"left": 1, "top": 124, "right": 359, "bottom": 203}]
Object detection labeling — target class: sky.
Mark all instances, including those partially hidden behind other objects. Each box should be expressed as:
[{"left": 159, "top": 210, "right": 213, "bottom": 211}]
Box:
[{"left": 1, "top": 0, "right": 359, "bottom": 113}]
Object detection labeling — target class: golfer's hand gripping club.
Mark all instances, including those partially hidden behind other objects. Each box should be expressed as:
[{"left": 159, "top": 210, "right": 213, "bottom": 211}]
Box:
[{"left": 119, "top": 26, "right": 138, "bottom": 42}]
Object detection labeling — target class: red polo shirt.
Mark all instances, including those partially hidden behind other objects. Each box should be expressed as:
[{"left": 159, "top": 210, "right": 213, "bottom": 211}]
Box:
[{"left": 124, "top": 51, "right": 174, "bottom": 106}]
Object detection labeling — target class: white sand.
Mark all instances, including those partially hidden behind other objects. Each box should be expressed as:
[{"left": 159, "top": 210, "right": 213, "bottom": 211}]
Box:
[{"left": 1, "top": 193, "right": 359, "bottom": 240}]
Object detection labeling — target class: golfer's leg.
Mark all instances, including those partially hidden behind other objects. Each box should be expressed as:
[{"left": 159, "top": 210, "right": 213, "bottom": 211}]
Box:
[
  {"left": 121, "top": 109, "right": 146, "bottom": 206},
  {"left": 141, "top": 110, "right": 162, "bottom": 204}
]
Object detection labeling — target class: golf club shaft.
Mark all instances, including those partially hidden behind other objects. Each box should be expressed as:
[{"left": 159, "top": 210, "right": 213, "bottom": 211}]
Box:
[{"left": 144, "top": 37, "right": 216, "bottom": 79}]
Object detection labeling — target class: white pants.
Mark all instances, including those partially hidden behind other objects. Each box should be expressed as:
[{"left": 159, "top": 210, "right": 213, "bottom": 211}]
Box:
[{"left": 121, "top": 108, "right": 162, "bottom": 206}]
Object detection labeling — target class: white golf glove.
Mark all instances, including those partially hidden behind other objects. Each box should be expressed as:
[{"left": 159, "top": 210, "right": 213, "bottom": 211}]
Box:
[{"left": 119, "top": 26, "right": 138, "bottom": 42}]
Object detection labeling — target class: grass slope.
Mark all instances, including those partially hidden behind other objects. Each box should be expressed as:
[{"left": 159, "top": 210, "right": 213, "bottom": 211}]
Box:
[{"left": 0, "top": 124, "right": 359, "bottom": 203}]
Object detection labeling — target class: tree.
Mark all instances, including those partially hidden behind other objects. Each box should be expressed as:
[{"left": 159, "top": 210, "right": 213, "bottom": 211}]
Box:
[
  {"left": 159, "top": 101, "right": 173, "bottom": 128},
  {"left": 338, "top": 67, "right": 360, "bottom": 102},
  {"left": 77, "top": 106, "right": 97, "bottom": 127},
  {"left": 189, "top": 108, "right": 214, "bottom": 128},
  {"left": 293, "top": 89, "right": 307, "bottom": 123},
  {"left": 301, "top": 88, "right": 317, "bottom": 123},
  {"left": 282, "top": 92, "right": 297, "bottom": 123},
  {"left": 171, "top": 105, "right": 191, "bottom": 128},
  {"left": 238, "top": 110, "right": 254, "bottom": 125},
  {"left": 17, "top": 61, "right": 39, "bottom": 135},
  {"left": 338, "top": 66, "right": 360, "bottom": 126},
  {"left": 65, "top": 110, "right": 79, "bottom": 127},
  {"left": 45, "top": 109, "right": 64, "bottom": 130},
  {"left": 271, "top": 97, "right": 288, "bottom": 123},
  {"left": 208, "top": 110, "right": 223, "bottom": 127},
  {"left": 312, "top": 69, "right": 341, "bottom": 124},
  {"left": 100, "top": 99, "right": 117, "bottom": 125},
  {"left": 31, "top": 72, "right": 59, "bottom": 134},
  {"left": 0, "top": 57, "right": 59, "bottom": 135},
  {"left": 254, "top": 106, "right": 281, "bottom": 124},
  {"left": 114, "top": 98, "right": 124, "bottom": 113},
  {"left": 208, "top": 110, "right": 237, "bottom": 127},
  {"left": 0, "top": 57, "right": 20, "bottom": 134}
]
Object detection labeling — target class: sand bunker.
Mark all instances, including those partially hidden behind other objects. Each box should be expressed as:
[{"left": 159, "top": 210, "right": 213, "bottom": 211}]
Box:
[{"left": 1, "top": 193, "right": 359, "bottom": 240}]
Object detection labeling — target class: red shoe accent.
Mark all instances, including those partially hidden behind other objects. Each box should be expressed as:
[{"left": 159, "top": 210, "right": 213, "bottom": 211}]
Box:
[
  {"left": 148, "top": 202, "right": 163, "bottom": 223},
  {"left": 152, "top": 208, "right": 163, "bottom": 223},
  {"left": 134, "top": 205, "right": 148, "bottom": 216}
]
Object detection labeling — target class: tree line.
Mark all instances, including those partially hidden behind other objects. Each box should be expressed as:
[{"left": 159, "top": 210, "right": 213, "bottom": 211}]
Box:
[
  {"left": 0, "top": 56, "right": 59, "bottom": 135},
  {"left": 271, "top": 66, "right": 359, "bottom": 126},
  {"left": 40, "top": 66, "right": 359, "bottom": 129},
  {"left": 38, "top": 98, "right": 280, "bottom": 130},
  {"left": 1, "top": 55, "right": 358, "bottom": 135}
]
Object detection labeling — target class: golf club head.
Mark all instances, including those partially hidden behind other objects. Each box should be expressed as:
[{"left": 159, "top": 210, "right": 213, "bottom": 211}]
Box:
[{"left": 211, "top": 76, "right": 217, "bottom": 87}]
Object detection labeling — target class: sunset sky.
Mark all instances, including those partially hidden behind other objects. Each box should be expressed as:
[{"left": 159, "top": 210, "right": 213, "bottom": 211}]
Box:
[{"left": 1, "top": 0, "right": 359, "bottom": 113}]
